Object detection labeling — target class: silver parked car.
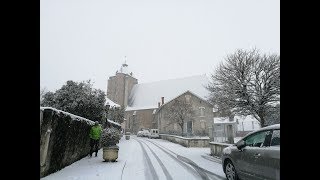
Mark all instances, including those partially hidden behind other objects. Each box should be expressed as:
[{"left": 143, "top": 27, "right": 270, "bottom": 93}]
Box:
[{"left": 222, "top": 124, "right": 280, "bottom": 180}]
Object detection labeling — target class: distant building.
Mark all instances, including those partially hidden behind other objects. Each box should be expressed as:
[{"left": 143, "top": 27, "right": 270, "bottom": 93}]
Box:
[
  {"left": 155, "top": 91, "right": 214, "bottom": 136},
  {"left": 235, "top": 115, "right": 261, "bottom": 137},
  {"left": 106, "top": 63, "right": 213, "bottom": 135},
  {"left": 212, "top": 115, "right": 261, "bottom": 143},
  {"left": 213, "top": 117, "right": 237, "bottom": 143}
]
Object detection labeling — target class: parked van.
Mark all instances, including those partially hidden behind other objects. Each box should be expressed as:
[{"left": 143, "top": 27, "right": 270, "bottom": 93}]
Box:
[{"left": 148, "top": 129, "right": 159, "bottom": 139}]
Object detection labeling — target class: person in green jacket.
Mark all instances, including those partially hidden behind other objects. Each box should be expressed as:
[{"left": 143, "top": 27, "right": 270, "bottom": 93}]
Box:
[{"left": 89, "top": 121, "right": 102, "bottom": 157}]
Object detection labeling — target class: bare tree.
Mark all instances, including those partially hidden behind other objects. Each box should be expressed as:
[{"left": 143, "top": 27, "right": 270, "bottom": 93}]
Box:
[
  {"left": 165, "top": 98, "right": 195, "bottom": 136},
  {"left": 207, "top": 49, "right": 280, "bottom": 127}
]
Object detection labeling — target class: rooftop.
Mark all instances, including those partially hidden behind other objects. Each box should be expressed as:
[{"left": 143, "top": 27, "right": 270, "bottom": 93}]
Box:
[{"left": 126, "top": 74, "right": 210, "bottom": 111}]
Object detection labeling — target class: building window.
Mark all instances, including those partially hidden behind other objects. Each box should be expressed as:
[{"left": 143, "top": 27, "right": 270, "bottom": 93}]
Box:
[
  {"left": 199, "top": 107, "right": 205, "bottom": 117},
  {"left": 200, "top": 120, "right": 206, "bottom": 129},
  {"left": 174, "top": 123, "right": 178, "bottom": 130},
  {"left": 185, "top": 95, "right": 191, "bottom": 104}
]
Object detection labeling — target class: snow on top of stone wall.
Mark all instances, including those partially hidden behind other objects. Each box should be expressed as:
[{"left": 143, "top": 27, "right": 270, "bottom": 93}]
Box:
[
  {"left": 160, "top": 134, "right": 210, "bottom": 140},
  {"left": 40, "top": 107, "right": 95, "bottom": 125},
  {"left": 107, "top": 119, "right": 121, "bottom": 127}
]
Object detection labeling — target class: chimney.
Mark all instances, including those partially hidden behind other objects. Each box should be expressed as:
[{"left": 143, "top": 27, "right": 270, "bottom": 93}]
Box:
[
  {"left": 158, "top": 102, "right": 161, "bottom": 108},
  {"left": 161, "top": 97, "right": 164, "bottom": 105}
]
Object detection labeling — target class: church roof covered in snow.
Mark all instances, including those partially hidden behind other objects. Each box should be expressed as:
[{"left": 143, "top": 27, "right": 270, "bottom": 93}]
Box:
[
  {"left": 126, "top": 74, "right": 210, "bottom": 111},
  {"left": 105, "top": 97, "right": 120, "bottom": 108}
]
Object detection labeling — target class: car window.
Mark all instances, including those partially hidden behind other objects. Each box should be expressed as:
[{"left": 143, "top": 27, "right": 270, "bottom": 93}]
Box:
[
  {"left": 244, "top": 131, "right": 269, "bottom": 147},
  {"left": 262, "top": 130, "right": 273, "bottom": 147},
  {"left": 270, "top": 129, "right": 280, "bottom": 146}
]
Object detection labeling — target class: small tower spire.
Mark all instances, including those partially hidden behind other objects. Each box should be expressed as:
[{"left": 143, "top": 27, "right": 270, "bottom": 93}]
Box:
[
  {"left": 122, "top": 56, "right": 128, "bottom": 67},
  {"left": 119, "top": 56, "right": 129, "bottom": 74}
]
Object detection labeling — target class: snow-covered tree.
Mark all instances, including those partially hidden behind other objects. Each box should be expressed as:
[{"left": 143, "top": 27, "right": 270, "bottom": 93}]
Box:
[
  {"left": 41, "top": 80, "right": 106, "bottom": 122},
  {"left": 41, "top": 91, "right": 55, "bottom": 107},
  {"left": 40, "top": 87, "right": 48, "bottom": 104},
  {"left": 108, "top": 106, "right": 125, "bottom": 124},
  {"left": 206, "top": 49, "right": 280, "bottom": 127},
  {"left": 265, "top": 104, "right": 280, "bottom": 126},
  {"left": 165, "top": 98, "right": 195, "bottom": 136}
]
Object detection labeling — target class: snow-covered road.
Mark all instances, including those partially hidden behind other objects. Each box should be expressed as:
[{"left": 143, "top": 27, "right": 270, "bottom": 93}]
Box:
[{"left": 41, "top": 136, "right": 226, "bottom": 180}]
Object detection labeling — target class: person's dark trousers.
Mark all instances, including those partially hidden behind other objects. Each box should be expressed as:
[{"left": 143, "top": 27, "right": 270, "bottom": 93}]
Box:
[{"left": 89, "top": 139, "right": 100, "bottom": 157}]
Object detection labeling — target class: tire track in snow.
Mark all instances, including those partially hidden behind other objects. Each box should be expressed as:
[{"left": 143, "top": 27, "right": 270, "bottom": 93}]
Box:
[
  {"left": 136, "top": 139, "right": 173, "bottom": 180},
  {"left": 133, "top": 138, "right": 159, "bottom": 180},
  {"left": 145, "top": 139, "right": 226, "bottom": 180},
  {"left": 177, "top": 155, "right": 225, "bottom": 180},
  {"left": 201, "top": 155, "right": 222, "bottom": 164},
  {"left": 141, "top": 138, "right": 201, "bottom": 179},
  {"left": 121, "top": 161, "right": 127, "bottom": 180}
]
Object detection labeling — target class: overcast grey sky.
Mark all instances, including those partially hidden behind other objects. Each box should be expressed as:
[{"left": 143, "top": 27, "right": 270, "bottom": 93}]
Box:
[{"left": 40, "top": 0, "right": 280, "bottom": 92}]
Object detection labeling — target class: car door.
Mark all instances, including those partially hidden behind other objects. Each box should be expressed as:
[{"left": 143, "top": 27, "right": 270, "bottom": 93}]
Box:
[
  {"left": 261, "top": 129, "right": 280, "bottom": 180},
  {"left": 237, "top": 130, "right": 270, "bottom": 180}
]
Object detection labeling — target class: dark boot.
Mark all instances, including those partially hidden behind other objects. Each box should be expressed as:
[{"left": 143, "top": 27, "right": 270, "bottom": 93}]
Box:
[{"left": 95, "top": 152, "right": 98, "bottom": 157}]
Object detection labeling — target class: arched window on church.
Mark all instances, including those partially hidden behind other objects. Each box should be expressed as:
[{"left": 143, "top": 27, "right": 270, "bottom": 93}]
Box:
[
  {"left": 185, "top": 94, "right": 191, "bottom": 104},
  {"left": 199, "top": 107, "right": 205, "bottom": 117}
]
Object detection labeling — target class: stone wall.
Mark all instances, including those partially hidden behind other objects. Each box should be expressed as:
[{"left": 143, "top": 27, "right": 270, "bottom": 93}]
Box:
[
  {"left": 209, "top": 142, "right": 232, "bottom": 158},
  {"left": 159, "top": 134, "right": 210, "bottom": 148},
  {"left": 40, "top": 107, "right": 95, "bottom": 178}
]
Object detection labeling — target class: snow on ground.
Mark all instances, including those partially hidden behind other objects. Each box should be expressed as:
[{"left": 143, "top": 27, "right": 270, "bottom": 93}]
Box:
[
  {"left": 41, "top": 136, "right": 226, "bottom": 180},
  {"left": 148, "top": 138, "right": 226, "bottom": 178},
  {"left": 41, "top": 136, "right": 145, "bottom": 180},
  {"left": 134, "top": 137, "right": 201, "bottom": 180}
]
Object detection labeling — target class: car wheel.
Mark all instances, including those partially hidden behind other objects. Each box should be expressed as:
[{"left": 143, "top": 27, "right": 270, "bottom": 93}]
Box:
[{"left": 225, "top": 160, "right": 238, "bottom": 180}]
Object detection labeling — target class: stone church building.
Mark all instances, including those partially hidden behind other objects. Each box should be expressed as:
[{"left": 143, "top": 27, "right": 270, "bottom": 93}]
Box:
[{"left": 106, "top": 63, "right": 214, "bottom": 136}]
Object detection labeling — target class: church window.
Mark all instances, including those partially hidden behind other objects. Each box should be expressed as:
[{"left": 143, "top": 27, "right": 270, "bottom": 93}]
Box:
[
  {"left": 199, "top": 107, "right": 205, "bottom": 117},
  {"left": 185, "top": 95, "right": 191, "bottom": 104},
  {"left": 200, "top": 120, "right": 206, "bottom": 129}
]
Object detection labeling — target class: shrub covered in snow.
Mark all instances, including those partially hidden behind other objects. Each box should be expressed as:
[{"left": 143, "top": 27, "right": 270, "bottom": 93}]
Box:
[
  {"left": 41, "top": 80, "right": 106, "bottom": 122},
  {"left": 101, "top": 127, "right": 121, "bottom": 147}
]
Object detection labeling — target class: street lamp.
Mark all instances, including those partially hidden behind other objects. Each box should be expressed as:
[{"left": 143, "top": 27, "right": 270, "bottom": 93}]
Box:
[
  {"left": 104, "top": 102, "right": 110, "bottom": 128},
  {"left": 123, "top": 118, "right": 127, "bottom": 135}
]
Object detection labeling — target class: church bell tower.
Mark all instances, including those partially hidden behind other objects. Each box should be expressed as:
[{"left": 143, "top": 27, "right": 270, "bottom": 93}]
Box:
[{"left": 106, "top": 59, "right": 138, "bottom": 107}]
